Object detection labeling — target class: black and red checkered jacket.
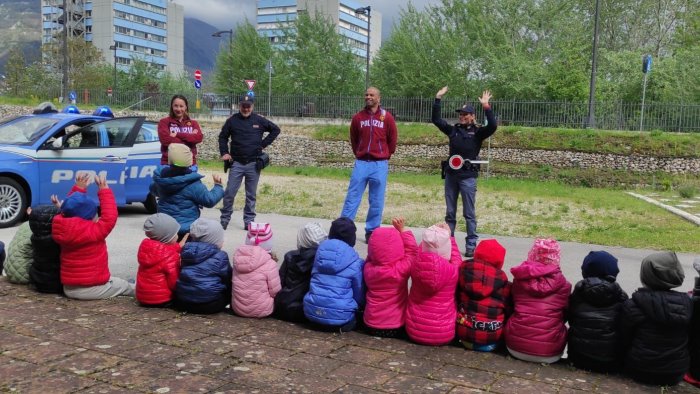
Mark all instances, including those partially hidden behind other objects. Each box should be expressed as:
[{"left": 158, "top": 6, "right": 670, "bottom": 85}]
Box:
[{"left": 456, "top": 239, "right": 511, "bottom": 346}]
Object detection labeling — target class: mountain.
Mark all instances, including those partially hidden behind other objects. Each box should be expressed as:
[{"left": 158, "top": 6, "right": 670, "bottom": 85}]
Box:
[
  {"left": 0, "top": 0, "right": 42, "bottom": 74},
  {"left": 183, "top": 17, "right": 226, "bottom": 78},
  {"left": 0, "top": 0, "right": 221, "bottom": 79}
]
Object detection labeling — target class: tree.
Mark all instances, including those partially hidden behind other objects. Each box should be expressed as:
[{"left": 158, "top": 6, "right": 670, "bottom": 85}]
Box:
[
  {"left": 4, "top": 47, "right": 26, "bottom": 95},
  {"left": 272, "top": 11, "right": 364, "bottom": 95},
  {"left": 213, "top": 21, "right": 272, "bottom": 98}
]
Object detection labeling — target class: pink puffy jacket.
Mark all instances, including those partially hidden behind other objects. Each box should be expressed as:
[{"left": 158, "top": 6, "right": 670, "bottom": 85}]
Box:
[
  {"left": 363, "top": 227, "right": 418, "bottom": 330},
  {"left": 232, "top": 245, "right": 281, "bottom": 318},
  {"left": 405, "top": 237, "right": 461, "bottom": 346},
  {"left": 505, "top": 260, "right": 571, "bottom": 357}
]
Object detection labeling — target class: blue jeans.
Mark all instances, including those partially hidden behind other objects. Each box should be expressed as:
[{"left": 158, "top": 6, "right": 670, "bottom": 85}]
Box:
[
  {"left": 445, "top": 174, "right": 478, "bottom": 251},
  {"left": 341, "top": 160, "right": 388, "bottom": 233},
  {"left": 220, "top": 161, "right": 260, "bottom": 227}
]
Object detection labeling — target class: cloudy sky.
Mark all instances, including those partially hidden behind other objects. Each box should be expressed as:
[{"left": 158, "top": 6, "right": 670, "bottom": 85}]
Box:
[{"left": 172, "top": 0, "right": 441, "bottom": 41}]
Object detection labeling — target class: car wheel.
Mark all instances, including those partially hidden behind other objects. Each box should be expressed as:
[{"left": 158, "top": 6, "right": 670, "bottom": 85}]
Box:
[
  {"left": 143, "top": 192, "right": 157, "bottom": 214},
  {"left": 0, "top": 177, "right": 28, "bottom": 228}
]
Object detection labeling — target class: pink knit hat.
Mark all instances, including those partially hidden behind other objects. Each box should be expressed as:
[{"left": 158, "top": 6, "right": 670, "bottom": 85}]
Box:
[
  {"left": 527, "top": 238, "right": 561, "bottom": 265},
  {"left": 420, "top": 225, "right": 451, "bottom": 260},
  {"left": 245, "top": 222, "right": 273, "bottom": 252}
]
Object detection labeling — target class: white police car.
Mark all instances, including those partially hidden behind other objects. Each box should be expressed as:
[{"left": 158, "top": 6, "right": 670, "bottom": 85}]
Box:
[{"left": 0, "top": 103, "right": 161, "bottom": 228}]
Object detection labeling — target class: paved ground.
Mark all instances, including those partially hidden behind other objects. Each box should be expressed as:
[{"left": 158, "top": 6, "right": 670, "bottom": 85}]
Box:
[
  {"left": 0, "top": 278, "right": 697, "bottom": 394},
  {"left": 0, "top": 200, "right": 698, "bottom": 393}
]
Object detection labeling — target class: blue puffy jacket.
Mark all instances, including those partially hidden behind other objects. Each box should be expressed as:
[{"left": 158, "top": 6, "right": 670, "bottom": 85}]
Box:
[
  {"left": 303, "top": 239, "right": 365, "bottom": 326},
  {"left": 149, "top": 168, "right": 224, "bottom": 234},
  {"left": 175, "top": 241, "right": 232, "bottom": 304}
]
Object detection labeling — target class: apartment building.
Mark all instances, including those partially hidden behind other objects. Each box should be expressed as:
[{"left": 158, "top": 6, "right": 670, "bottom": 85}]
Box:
[
  {"left": 41, "top": 0, "right": 184, "bottom": 74},
  {"left": 256, "top": 0, "right": 381, "bottom": 63}
]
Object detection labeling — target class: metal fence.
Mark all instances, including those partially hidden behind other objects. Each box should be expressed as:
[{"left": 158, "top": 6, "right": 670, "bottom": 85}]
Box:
[{"left": 4, "top": 88, "right": 700, "bottom": 132}]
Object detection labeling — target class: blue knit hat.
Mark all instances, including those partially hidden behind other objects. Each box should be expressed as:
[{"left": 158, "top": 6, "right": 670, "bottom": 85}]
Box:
[
  {"left": 328, "top": 217, "right": 356, "bottom": 247},
  {"left": 61, "top": 192, "right": 97, "bottom": 220},
  {"left": 581, "top": 250, "right": 619, "bottom": 279}
]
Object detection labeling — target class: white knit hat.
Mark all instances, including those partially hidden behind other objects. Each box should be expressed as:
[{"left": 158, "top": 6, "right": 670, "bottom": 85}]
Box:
[
  {"left": 297, "top": 222, "right": 327, "bottom": 249},
  {"left": 245, "top": 222, "right": 273, "bottom": 252}
]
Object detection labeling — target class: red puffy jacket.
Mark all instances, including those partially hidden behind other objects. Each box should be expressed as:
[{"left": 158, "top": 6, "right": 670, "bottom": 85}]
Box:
[
  {"left": 505, "top": 260, "right": 571, "bottom": 357},
  {"left": 136, "top": 238, "right": 181, "bottom": 305},
  {"left": 52, "top": 188, "right": 117, "bottom": 287}
]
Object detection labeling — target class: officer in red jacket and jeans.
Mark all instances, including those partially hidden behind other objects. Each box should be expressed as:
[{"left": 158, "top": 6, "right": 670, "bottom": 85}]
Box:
[{"left": 341, "top": 87, "right": 398, "bottom": 243}]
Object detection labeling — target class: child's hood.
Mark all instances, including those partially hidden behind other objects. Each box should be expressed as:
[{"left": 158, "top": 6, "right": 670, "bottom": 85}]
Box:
[
  {"left": 574, "top": 277, "right": 628, "bottom": 307},
  {"left": 632, "top": 288, "right": 692, "bottom": 325},
  {"left": 180, "top": 241, "right": 221, "bottom": 266},
  {"left": 461, "top": 260, "right": 508, "bottom": 298},
  {"left": 152, "top": 169, "right": 204, "bottom": 194},
  {"left": 367, "top": 227, "right": 404, "bottom": 265},
  {"left": 234, "top": 244, "right": 272, "bottom": 273},
  {"left": 314, "top": 239, "right": 359, "bottom": 274},
  {"left": 413, "top": 250, "right": 456, "bottom": 294},
  {"left": 511, "top": 260, "right": 568, "bottom": 296},
  {"left": 473, "top": 239, "right": 506, "bottom": 269}
]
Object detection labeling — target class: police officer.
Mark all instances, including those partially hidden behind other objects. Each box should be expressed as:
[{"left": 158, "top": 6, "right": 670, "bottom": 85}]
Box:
[
  {"left": 218, "top": 94, "right": 280, "bottom": 230},
  {"left": 432, "top": 86, "right": 496, "bottom": 257}
]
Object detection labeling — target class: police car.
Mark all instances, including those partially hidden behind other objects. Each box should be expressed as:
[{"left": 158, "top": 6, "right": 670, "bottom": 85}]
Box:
[{"left": 0, "top": 103, "right": 161, "bottom": 228}]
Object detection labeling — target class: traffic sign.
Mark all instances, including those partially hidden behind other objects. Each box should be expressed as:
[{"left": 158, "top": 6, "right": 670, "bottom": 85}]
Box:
[
  {"left": 107, "top": 87, "right": 113, "bottom": 97},
  {"left": 194, "top": 69, "right": 202, "bottom": 80},
  {"left": 245, "top": 80, "right": 256, "bottom": 90},
  {"left": 194, "top": 80, "right": 202, "bottom": 89},
  {"left": 642, "top": 55, "right": 652, "bottom": 74},
  {"left": 69, "top": 91, "right": 76, "bottom": 101}
]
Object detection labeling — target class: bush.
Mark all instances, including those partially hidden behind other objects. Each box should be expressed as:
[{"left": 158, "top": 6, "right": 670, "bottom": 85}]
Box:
[{"left": 678, "top": 185, "right": 697, "bottom": 199}]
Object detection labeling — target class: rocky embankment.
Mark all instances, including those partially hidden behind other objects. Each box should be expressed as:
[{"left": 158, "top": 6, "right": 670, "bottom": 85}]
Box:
[{"left": 3, "top": 104, "right": 699, "bottom": 175}]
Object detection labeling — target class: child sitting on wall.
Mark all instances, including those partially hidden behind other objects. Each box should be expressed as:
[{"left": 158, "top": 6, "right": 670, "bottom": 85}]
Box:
[
  {"left": 620, "top": 251, "right": 691, "bottom": 386},
  {"left": 405, "top": 223, "right": 461, "bottom": 346},
  {"left": 304, "top": 217, "right": 365, "bottom": 332},
  {"left": 275, "top": 222, "right": 328, "bottom": 322},
  {"left": 363, "top": 217, "right": 417, "bottom": 338},
  {"left": 136, "top": 213, "right": 187, "bottom": 307},
  {"left": 52, "top": 173, "right": 134, "bottom": 299},
  {"left": 505, "top": 238, "right": 571, "bottom": 363},
  {"left": 231, "top": 222, "right": 281, "bottom": 318},
  {"left": 456, "top": 239, "right": 511, "bottom": 352},
  {"left": 174, "top": 218, "right": 232, "bottom": 314},
  {"left": 567, "top": 251, "right": 628, "bottom": 372}
]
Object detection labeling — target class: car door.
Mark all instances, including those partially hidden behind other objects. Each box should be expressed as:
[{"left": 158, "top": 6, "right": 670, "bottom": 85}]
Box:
[{"left": 36, "top": 117, "right": 146, "bottom": 205}]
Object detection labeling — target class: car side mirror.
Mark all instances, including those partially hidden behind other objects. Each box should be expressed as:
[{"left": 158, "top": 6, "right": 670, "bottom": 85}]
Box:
[{"left": 51, "top": 137, "right": 64, "bottom": 149}]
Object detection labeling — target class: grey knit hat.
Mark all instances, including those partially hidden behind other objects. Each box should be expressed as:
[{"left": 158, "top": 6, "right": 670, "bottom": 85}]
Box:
[
  {"left": 297, "top": 222, "right": 328, "bottom": 249},
  {"left": 190, "top": 218, "right": 225, "bottom": 249},
  {"left": 143, "top": 213, "right": 180, "bottom": 243},
  {"left": 640, "top": 251, "right": 685, "bottom": 290}
]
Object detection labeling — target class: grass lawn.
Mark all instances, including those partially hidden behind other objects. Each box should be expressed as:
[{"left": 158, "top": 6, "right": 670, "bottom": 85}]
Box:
[{"left": 199, "top": 163, "right": 700, "bottom": 253}]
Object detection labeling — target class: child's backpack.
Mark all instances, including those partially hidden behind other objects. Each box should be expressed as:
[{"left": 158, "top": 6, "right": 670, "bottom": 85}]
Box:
[{"left": 246, "top": 222, "right": 273, "bottom": 248}]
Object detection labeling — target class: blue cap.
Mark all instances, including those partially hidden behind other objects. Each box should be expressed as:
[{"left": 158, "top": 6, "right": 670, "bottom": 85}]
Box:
[
  {"left": 61, "top": 192, "right": 97, "bottom": 220},
  {"left": 62, "top": 105, "right": 80, "bottom": 114},
  {"left": 93, "top": 106, "right": 114, "bottom": 118},
  {"left": 239, "top": 94, "right": 255, "bottom": 104},
  {"left": 455, "top": 104, "right": 475, "bottom": 114}
]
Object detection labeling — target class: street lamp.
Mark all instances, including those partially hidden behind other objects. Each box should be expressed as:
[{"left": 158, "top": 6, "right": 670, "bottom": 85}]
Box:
[
  {"left": 212, "top": 29, "right": 234, "bottom": 115},
  {"left": 355, "top": 6, "right": 371, "bottom": 89},
  {"left": 109, "top": 42, "right": 117, "bottom": 93},
  {"left": 586, "top": 0, "right": 600, "bottom": 129}
]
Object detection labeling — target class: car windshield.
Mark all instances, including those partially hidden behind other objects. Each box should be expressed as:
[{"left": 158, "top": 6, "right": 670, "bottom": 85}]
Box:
[{"left": 0, "top": 116, "right": 58, "bottom": 145}]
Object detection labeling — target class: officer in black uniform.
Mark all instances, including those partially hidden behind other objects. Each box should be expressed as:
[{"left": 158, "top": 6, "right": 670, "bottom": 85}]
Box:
[
  {"left": 218, "top": 94, "right": 280, "bottom": 230},
  {"left": 431, "top": 86, "right": 496, "bottom": 257}
]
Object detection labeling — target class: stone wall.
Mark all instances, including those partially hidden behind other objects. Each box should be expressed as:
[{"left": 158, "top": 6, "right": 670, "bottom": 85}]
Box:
[
  {"left": 199, "top": 128, "right": 700, "bottom": 175},
  {"left": 2, "top": 105, "right": 699, "bottom": 174}
]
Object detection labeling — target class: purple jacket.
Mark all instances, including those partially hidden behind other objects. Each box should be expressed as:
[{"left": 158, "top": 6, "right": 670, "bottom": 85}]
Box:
[{"left": 505, "top": 260, "right": 571, "bottom": 357}]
